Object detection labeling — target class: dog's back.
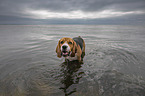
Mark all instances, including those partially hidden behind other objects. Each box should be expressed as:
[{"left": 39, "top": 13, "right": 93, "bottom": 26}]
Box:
[{"left": 73, "top": 36, "right": 83, "bottom": 50}]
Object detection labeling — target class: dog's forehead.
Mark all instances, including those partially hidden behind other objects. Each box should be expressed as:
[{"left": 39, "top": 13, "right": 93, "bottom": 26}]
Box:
[{"left": 60, "top": 37, "right": 73, "bottom": 42}]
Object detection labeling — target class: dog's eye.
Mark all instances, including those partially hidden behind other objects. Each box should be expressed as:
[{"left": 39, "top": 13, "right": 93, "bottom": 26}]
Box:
[
  {"left": 60, "top": 41, "right": 64, "bottom": 44},
  {"left": 68, "top": 42, "right": 72, "bottom": 44}
]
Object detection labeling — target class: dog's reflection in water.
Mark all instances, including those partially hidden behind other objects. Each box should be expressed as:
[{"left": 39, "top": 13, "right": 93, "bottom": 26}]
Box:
[{"left": 59, "top": 60, "right": 84, "bottom": 96}]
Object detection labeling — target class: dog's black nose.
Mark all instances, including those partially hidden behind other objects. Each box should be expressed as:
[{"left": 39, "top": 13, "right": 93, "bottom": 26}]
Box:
[{"left": 62, "top": 45, "right": 67, "bottom": 49}]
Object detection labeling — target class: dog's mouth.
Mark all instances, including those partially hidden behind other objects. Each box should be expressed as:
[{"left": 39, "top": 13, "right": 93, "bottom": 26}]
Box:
[{"left": 61, "top": 51, "right": 70, "bottom": 57}]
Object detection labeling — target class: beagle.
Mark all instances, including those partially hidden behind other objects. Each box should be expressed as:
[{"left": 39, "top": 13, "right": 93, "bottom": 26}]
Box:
[{"left": 56, "top": 36, "right": 85, "bottom": 62}]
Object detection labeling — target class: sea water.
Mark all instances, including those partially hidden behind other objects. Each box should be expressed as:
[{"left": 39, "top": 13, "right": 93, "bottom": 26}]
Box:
[{"left": 0, "top": 25, "right": 145, "bottom": 96}]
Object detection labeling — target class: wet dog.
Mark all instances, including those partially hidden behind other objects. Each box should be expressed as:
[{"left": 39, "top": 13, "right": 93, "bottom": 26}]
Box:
[{"left": 56, "top": 36, "right": 85, "bottom": 62}]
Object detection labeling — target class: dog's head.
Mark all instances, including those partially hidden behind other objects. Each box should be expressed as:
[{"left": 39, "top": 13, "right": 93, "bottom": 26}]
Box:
[{"left": 56, "top": 37, "right": 77, "bottom": 58}]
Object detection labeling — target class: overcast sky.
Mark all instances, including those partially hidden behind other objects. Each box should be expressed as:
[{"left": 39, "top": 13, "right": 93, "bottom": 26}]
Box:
[{"left": 0, "top": 0, "right": 145, "bottom": 25}]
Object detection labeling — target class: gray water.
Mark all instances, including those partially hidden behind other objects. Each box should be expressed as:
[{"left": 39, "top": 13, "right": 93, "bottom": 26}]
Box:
[{"left": 0, "top": 25, "right": 145, "bottom": 96}]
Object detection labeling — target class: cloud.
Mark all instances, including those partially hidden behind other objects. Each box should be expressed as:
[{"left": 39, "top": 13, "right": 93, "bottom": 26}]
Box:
[
  {"left": 25, "top": 9, "right": 145, "bottom": 19},
  {"left": 25, "top": 0, "right": 145, "bottom": 12},
  {"left": 0, "top": 0, "right": 145, "bottom": 24}
]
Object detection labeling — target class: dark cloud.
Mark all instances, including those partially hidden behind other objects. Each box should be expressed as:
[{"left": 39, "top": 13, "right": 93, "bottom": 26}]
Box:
[
  {"left": 1, "top": 0, "right": 145, "bottom": 13},
  {"left": 29, "top": 0, "right": 145, "bottom": 12},
  {"left": 0, "top": 0, "right": 145, "bottom": 24}
]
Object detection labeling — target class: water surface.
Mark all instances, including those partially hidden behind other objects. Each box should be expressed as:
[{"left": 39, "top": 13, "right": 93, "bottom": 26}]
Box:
[{"left": 0, "top": 25, "right": 145, "bottom": 96}]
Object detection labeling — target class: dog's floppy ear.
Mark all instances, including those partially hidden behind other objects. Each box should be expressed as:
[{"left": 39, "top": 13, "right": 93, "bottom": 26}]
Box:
[
  {"left": 70, "top": 41, "right": 82, "bottom": 61},
  {"left": 70, "top": 41, "right": 77, "bottom": 57},
  {"left": 56, "top": 40, "right": 62, "bottom": 58}
]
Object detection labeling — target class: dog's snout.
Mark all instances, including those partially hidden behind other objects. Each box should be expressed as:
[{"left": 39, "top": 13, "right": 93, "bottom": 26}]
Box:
[{"left": 62, "top": 45, "right": 67, "bottom": 49}]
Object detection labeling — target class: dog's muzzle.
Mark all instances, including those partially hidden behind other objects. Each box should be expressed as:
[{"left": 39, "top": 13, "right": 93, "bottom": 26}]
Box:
[
  {"left": 61, "top": 45, "right": 69, "bottom": 57},
  {"left": 61, "top": 51, "right": 70, "bottom": 57}
]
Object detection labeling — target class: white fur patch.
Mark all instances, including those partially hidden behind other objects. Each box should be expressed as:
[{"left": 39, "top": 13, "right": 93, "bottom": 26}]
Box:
[{"left": 61, "top": 42, "right": 70, "bottom": 52}]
